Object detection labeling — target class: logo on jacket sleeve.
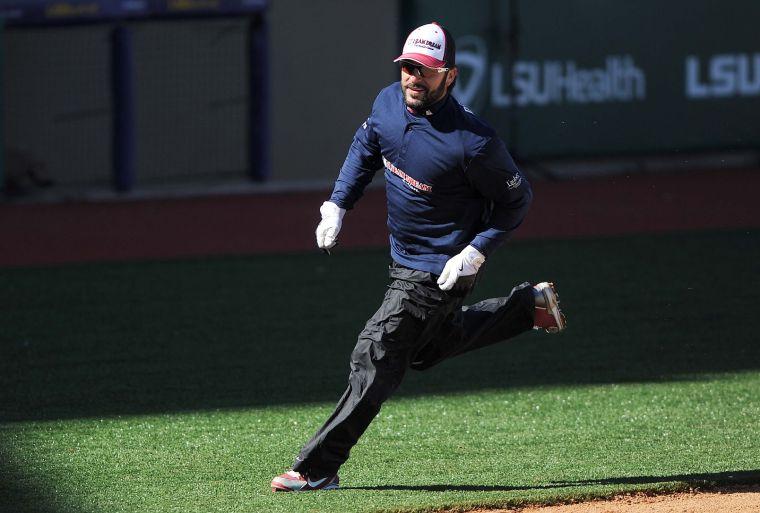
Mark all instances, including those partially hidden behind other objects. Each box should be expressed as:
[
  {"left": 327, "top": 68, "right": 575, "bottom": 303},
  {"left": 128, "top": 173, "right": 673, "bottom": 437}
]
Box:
[{"left": 506, "top": 172, "right": 522, "bottom": 190}]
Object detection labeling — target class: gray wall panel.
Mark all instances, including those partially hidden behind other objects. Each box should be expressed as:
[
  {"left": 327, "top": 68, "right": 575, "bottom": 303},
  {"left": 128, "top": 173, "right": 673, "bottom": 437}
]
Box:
[
  {"left": 132, "top": 19, "right": 248, "bottom": 184},
  {"left": 3, "top": 25, "right": 111, "bottom": 186},
  {"left": 268, "top": 0, "right": 399, "bottom": 182},
  {"left": 2, "top": 2, "right": 401, "bottom": 190}
]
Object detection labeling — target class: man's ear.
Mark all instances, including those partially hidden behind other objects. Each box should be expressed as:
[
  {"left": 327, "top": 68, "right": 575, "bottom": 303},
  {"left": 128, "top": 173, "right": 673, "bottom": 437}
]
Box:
[{"left": 446, "top": 67, "right": 458, "bottom": 88}]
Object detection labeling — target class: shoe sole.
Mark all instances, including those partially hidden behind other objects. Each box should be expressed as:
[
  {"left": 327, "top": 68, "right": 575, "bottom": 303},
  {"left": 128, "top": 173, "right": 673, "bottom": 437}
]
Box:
[
  {"left": 271, "top": 484, "right": 340, "bottom": 492},
  {"left": 271, "top": 478, "right": 339, "bottom": 492},
  {"left": 541, "top": 282, "right": 566, "bottom": 334}
]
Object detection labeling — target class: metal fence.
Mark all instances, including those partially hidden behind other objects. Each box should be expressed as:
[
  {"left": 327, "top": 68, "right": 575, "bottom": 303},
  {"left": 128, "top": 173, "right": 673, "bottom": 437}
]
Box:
[{"left": 0, "top": 0, "right": 268, "bottom": 193}]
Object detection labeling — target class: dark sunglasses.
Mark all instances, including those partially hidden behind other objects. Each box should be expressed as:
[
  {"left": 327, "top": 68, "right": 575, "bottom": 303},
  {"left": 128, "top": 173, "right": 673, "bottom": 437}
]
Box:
[{"left": 398, "top": 61, "right": 449, "bottom": 78}]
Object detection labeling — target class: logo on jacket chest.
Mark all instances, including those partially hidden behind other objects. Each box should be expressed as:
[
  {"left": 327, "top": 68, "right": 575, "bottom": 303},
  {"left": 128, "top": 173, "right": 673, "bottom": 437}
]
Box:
[{"left": 382, "top": 156, "right": 433, "bottom": 193}]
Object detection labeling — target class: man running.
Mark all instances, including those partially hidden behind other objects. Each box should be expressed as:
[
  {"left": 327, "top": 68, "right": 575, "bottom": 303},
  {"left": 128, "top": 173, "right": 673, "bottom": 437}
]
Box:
[{"left": 271, "top": 22, "right": 566, "bottom": 492}]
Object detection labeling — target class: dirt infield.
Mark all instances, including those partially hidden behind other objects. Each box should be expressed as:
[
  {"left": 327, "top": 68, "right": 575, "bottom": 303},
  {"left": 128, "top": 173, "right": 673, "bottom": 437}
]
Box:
[
  {"left": 0, "top": 168, "right": 758, "bottom": 267},
  {"left": 473, "top": 486, "right": 760, "bottom": 513}
]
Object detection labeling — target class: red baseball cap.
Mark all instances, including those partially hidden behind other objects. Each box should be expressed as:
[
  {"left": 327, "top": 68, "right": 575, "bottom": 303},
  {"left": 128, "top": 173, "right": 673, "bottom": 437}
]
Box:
[{"left": 394, "top": 22, "right": 456, "bottom": 69}]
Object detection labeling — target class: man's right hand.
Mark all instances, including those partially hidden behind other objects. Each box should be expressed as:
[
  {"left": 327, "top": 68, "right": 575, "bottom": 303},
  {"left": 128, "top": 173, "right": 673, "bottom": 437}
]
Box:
[
  {"left": 315, "top": 201, "right": 346, "bottom": 250},
  {"left": 437, "top": 245, "right": 486, "bottom": 291}
]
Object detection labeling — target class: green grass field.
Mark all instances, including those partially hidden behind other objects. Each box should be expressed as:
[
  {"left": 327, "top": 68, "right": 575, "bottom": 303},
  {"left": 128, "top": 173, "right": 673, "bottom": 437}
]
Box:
[{"left": 1, "top": 230, "right": 759, "bottom": 513}]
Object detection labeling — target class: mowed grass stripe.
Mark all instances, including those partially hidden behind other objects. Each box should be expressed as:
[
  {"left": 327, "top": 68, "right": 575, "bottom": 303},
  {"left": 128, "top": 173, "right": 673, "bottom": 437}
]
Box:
[
  {"left": 1, "top": 229, "right": 758, "bottom": 512},
  {"left": 3, "top": 375, "right": 759, "bottom": 513}
]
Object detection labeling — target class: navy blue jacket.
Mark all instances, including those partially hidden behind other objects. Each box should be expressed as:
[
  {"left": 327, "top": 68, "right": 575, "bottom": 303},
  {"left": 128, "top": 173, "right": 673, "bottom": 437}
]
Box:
[{"left": 329, "top": 82, "right": 532, "bottom": 275}]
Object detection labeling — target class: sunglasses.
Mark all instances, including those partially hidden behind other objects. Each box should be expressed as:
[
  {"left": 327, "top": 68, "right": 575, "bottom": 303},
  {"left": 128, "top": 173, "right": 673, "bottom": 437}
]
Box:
[{"left": 398, "top": 61, "right": 449, "bottom": 78}]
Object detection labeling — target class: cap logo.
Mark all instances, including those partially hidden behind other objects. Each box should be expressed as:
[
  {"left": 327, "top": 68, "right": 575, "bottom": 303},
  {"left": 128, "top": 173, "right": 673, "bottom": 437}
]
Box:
[{"left": 410, "top": 38, "right": 442, "bottom": 51}]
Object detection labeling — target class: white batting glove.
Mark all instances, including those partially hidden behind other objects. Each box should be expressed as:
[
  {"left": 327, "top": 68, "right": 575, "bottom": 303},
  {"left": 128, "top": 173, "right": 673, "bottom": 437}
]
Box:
[
  {"left": 315, "top": 201, "right": 346, "bottom": 250},
  {"left": 437, "top": 245, "right": 486, "bottom": 291}
]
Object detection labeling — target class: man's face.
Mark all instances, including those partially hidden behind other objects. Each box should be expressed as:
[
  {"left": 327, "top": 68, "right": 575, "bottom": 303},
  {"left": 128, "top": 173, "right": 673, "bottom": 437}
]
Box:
[{"left": 399, "top": 61, "right": 458, "bottom": 111}]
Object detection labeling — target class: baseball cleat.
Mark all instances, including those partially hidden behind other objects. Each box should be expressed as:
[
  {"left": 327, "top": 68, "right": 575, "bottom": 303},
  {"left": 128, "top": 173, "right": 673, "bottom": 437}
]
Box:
[
  {"left": 271, "top": 470, "right": 340, "bottom": 492},
  {"left": 533, "top": 282, "right": 566, "bottom": 334}
]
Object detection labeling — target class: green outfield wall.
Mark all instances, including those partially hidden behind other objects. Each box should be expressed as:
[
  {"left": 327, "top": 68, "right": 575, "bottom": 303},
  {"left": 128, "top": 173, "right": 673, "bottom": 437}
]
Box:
[{"left": 404, "top": 0, "right": 760, "bottom": 158}]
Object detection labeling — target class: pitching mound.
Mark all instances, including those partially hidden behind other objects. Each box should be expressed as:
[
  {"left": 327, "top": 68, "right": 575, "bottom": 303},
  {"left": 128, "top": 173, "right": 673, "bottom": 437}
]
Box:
[{"left": 472, "top": 485, "right": 760, "bottom": 513}]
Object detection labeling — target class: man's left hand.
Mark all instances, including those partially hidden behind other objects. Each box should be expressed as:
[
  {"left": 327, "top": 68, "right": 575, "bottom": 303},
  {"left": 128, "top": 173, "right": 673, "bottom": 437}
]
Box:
[{"left": 437, "top": 245, "right": 486, "bottom": 291}]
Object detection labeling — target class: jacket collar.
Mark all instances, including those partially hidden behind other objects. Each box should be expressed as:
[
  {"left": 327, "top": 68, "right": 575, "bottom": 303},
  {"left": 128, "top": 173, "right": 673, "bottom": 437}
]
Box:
[{"left": 405, "top": 93, "right": 450, "bottom": 117}]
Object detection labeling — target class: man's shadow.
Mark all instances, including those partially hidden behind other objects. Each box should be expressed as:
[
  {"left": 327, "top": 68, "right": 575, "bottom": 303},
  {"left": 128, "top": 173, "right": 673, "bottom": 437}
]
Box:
[{"left": 343, "top": 469, "right": 760, "bottom": 492}]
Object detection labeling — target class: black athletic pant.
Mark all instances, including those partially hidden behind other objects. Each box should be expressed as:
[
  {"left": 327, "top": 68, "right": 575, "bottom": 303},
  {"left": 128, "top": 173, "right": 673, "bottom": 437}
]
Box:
[{"left": 292, "top": 262, "right": 535, "bottom": 478}]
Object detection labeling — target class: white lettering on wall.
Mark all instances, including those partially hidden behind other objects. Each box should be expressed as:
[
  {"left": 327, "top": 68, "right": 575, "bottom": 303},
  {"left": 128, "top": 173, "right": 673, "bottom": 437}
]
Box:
[
  {"left": 686, "top": 53, "right": 760, "bottom": 99},
  {"left": 497, "top": 56, "right": 646, "bottom": 107},
  {"left": 456, "top": 36, "right": 646, "bottom": 109}
]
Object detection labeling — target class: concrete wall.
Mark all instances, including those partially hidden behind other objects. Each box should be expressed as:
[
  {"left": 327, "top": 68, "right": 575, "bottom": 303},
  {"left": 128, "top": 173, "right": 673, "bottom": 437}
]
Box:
[
  {"left": 1, "top": 1, "right": 400, "bottom": 191},
  {"left": 3, "top": 25, "right": 113, "bottom": 187},
  {"left": 132, "top": 19, "right": 249, "bottom": 185},
  {"left": 2, "top": 20, "right": 250, "bottom": 189},
  {"left": 268, "top": 0, "right": 399, "bottom": 183}
]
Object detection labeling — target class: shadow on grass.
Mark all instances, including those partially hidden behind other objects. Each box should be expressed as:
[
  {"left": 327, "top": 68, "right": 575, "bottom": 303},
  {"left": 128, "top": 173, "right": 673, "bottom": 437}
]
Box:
[
  {"left": 344, "top": 469, "right": 760, "bottom": 492},
  {"left": 344, "top": 483, "right": 568, "bottom": 492},
  {"left": 571, "top": 469, "right": 760, "bottom": 487},
  {"left": 0, "top": 458, "right": 79, "bottom": 513},
  {"left": 0, "top": 230, "right": 758, "bottom": 422}
]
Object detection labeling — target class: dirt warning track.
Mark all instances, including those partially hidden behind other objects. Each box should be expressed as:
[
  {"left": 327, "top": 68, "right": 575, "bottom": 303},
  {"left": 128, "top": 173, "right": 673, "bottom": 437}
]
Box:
[
  {"left": 472, "top": 485, "right": 760, "bottom": 513},
  {"left": 0, "top": 168, "right": 758, "bottom": 267}
]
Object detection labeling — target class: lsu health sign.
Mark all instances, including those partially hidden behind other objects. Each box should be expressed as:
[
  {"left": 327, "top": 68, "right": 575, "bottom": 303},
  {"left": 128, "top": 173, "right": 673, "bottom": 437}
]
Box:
[
  {"left": 404, "top": 0, "right": 760, "bottom": 158},
  {"left": 686, "top": 53, "right": 760, "bottom": 99}
]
